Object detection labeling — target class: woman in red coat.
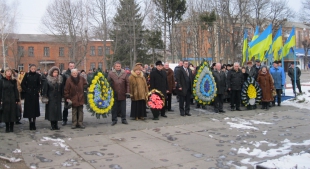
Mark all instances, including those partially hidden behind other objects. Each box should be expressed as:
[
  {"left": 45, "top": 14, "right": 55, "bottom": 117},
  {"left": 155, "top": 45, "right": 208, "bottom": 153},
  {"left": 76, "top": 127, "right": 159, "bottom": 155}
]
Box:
[{"left": 257, "top": 66, "right": 274, "bottom": 110}]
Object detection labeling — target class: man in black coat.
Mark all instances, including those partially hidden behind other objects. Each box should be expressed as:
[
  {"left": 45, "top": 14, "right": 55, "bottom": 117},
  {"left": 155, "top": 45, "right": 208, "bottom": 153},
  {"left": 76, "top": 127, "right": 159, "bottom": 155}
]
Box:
[
  {"left": 212, "top": 63, "right": 226, "bottom": 113},
  {"left": 227, "top": 62, "right": 244, "bottom": 111},
  {"left": 288, "top": 62, "right": 302, "bottom": 94},
  {"left": 175, "top": 60, "right": 193, "bottom": 116},
  {"left": 150, "top": 61, "right": 169, "bottom": 118},
  {"left": 61, "top": 62, "right": 75, "bottom": 126},
  {"left": 174, "top": 61, "right": 183, "bottom": 102},
  {"left": 254, "top": 59, "right": 261, "bottom": 80}
]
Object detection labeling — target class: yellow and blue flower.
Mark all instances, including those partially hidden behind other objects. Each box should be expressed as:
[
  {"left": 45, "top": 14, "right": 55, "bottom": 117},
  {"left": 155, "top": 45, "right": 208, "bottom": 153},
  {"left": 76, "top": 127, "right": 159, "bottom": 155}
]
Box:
[{"left": 87, "top": 71, "right": 114, "bottom": 118}]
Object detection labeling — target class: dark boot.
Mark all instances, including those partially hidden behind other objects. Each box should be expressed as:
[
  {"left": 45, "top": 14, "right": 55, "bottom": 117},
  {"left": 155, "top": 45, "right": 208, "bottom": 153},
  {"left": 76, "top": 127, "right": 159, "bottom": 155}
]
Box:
[
  {"left": 29, "top": 122, "right": 32, "bottom": 130},
  {"left": 5, "top": 123, "right": 9, "bottom": 133},
  {"left": 32, "top": 122, "right": 36, "bottom": 130},
  {"left": 54, "top": 121, "right": 60, "bottom": 130},
  {"left": 50, "top": 121, "right": 55, "bottom": 130},
  {"left": 266, "top": 103, "right": 269, "bottom": 110},
  {"left": 9, "top": 122, "right": 14, "bottom": 132}
]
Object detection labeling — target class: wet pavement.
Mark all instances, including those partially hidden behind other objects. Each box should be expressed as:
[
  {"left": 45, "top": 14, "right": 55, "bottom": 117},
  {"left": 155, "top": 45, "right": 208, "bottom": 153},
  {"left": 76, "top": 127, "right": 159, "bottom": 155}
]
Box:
[{"left": 0, "top": 72, "right": 309, "bottom": 169}]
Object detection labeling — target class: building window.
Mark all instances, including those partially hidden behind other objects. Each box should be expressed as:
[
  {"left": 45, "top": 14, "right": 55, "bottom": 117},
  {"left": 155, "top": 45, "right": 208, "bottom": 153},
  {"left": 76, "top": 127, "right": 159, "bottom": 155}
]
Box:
[
  {"left": 59, "top": 63, "right": 64, "bottom": 72},
  {"left": 28, "top": 47, "right": 34, "bottom": 57},
  {"left": 18, "top": 46, "right": 24, "bottom": 57},
  {"left": 98, "top": 62, "right": 103, "bottom": 69},
  {"left": 98, "top": 46, "right": 103, "bottom": 56},
  {"left": 208, "top": 48, "right": 212, "bottom": 54},
  {"left": 59, "top": 47, "right": 64, "bottom": 57},
  {"left": 90, "top": 62, "right": 96, "bottom": 69},
  {"left": 44, "top": 47, "right": 50, "bottom": 57},
  {"left": 69, "top": 47, "right": 73, "bottom": 57},
  {"left": 105, "top": 47, "right": 110, "bottom": 55},
  {"left": 18, "top": 64, "right": 24, "bottom": 71},
  {"left": 90, "top": 46, "right": 95, "bottom": 56}
]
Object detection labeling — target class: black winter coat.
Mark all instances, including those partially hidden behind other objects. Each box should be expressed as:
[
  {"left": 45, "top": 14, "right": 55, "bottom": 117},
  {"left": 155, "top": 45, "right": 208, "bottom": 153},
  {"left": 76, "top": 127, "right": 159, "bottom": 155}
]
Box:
[
  {"left": 288, "top": 67, "right": 301, "bottom": 81},
  {"left": 0, "top": 78, "right": 19, "bottom": 122},
  {"left": 212, "top": 70, "right": 226, "bottom": 94},
  {"left": 21, "top": 72, "right": 41, "bottom": 118},
  {"left": 246, "top": 66, "right": 257, "bottom": 78},
  {"left": 42, "top": 73, "right": 63, "bottom": 121},
  {"left": 175, "top": 67, "right": 193, "bottom": 96},
  {"left": 227, "top": 69, "right": 244, "bottom": 91},
  {"left": 150, "top": 69, "right": 169, "bottom": 98}
]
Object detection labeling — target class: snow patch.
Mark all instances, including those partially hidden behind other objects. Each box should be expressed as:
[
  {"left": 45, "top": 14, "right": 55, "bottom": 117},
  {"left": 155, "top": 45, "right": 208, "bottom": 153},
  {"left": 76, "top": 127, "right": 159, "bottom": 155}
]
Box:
[
  {"left": 282, "top": 85, "right": 310, "bottom": 110},
  {"left": 238, "top": 139, "right": 310, "bottom": 158},
  {"left": 226, "top": 118, "right": 272, "bottom": 130},
  {"left": 262, "top": 130, "right": 268, "bottom": 135},
  {"left": 227, "top": 122, "right": 258, "bottom": 130},
  {"left": 40, "top": 137, "right": 70, "bottom": 151},
  {"left": 12, "top": 149, "right": 21, "bottom": 153},
  {"left": 257, "top": 153, "right": 310, "bottom": 169}
]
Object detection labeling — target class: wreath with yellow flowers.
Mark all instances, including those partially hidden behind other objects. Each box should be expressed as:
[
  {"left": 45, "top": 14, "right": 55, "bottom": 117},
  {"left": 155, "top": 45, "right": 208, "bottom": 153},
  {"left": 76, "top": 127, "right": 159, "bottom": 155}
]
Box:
[
  {"left": 87, "top": 71, "right": 114, "bottom": 118},
  {"left": 241, "top": 76, "right": 262, "bottom": 109},
  {"left": 193, "top": 60, "right": 217, "bottom": 105}
]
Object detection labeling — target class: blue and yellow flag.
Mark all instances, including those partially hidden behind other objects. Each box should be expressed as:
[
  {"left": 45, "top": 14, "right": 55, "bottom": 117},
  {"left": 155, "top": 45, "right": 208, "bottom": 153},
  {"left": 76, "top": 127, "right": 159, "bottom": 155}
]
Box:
[
  {"left": 281, "top": 27, "right": 296, "bottom": 58},
  {"left": 272, "top": 26, "right": 283, "bottom": 60},
  {"left": 249, "top": 24, "right": 272, "bottom": 61},
  {"left": 252, "top": 26, "right": 259, "bottom": 41},
  {"left": 242, "top": 29, "right": 248, "bottom": 64}
]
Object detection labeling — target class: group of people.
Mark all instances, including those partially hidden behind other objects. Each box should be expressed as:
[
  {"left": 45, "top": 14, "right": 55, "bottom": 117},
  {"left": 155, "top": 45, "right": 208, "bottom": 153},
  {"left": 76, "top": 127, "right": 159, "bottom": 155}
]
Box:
[{"left": 0, "top": 58, "right": 302, "bottom": 132}]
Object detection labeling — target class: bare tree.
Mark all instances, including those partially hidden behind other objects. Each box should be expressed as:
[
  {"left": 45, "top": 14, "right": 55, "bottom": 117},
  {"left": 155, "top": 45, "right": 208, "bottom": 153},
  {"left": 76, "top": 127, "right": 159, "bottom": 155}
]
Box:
[
  {"left": 300, "top": 0, "right": 310, "bottom": 69},
  {"left": 248, "top": 0, "right": 294, "bottom": 33},
  {"left": 89, "top": 0, "right": 114, "bottom": 70},
  {"left": 41, "top": 0, "right": 90, "bottom": 67},
  {"left": 0, "top": 0, "right": 17, "bottom": 69}
]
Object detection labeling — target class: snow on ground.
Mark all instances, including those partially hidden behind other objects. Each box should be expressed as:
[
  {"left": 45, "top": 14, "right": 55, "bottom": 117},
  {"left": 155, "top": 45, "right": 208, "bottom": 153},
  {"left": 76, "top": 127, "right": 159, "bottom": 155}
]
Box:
[
  {"left": 40, "top": 137, "right": 70, "bottom": 151},
  {"left": 257, "top": 152, "right": 310, "bottom": 169},
  {"left": 225, "top": 118, "right": 273, "bottom": 130},
  {"left": 282, "top": 83, "right": 310, "bottom": 110},
  {"left": 238, "top": 139, "right": 310, "bottom": 168}
]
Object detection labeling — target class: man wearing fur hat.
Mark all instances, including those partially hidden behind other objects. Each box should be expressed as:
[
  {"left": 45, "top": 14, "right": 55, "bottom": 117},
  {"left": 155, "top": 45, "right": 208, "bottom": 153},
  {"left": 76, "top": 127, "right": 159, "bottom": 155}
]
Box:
[
  {"left": 245, "top": 61, "right": 257, "bottom": 79},
  {"left": 150, "top": 61, "right": 169, "bottom": 118}
]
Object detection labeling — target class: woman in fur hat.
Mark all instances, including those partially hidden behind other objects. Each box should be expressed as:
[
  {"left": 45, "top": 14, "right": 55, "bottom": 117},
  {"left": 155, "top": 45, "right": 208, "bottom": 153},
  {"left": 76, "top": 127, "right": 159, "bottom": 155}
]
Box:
[
  {"left": 42, "top": 66, "right": 63, "bottom": 130},
  {"left": 0, "top": 68, "right": 20, "bottom": 133},
  {"left": 129, "top": 65, "right": 149, "bottom": 120}
]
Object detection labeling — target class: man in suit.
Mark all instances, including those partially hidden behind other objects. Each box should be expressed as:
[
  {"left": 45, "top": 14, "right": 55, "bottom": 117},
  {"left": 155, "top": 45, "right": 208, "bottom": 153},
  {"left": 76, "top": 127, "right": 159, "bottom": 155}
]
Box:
[
  {"left": 150, "top": 61, "right": 169, "bottom": 118},
  {"left": 213, "top": 63, "right": 226, "bottom": 113},
  {"left": 176, "top": 60, "right": 193, "bottom": 116}
]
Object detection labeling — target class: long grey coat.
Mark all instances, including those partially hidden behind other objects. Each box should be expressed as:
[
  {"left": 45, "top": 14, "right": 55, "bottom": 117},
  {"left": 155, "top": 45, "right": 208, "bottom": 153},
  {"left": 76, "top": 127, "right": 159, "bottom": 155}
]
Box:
[
  {"left": 0, "top": 77, "right": 19, "bottom": 122},
  {"left": 42, "top": 67, "right": 63, "bottom": 121}
]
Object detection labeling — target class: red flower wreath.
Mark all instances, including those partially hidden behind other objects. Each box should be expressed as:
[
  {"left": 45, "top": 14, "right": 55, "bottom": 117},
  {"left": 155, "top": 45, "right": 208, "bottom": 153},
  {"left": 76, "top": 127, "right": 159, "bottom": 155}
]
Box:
[{"left": 147, "top": 89, "right": 165, "bottom": 110}]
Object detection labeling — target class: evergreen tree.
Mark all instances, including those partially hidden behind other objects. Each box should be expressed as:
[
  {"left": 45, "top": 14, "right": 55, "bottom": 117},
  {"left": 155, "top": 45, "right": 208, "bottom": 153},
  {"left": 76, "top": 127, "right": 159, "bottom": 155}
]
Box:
[{"left": 110, "top": 0, "right": 144, "bottom": 67}]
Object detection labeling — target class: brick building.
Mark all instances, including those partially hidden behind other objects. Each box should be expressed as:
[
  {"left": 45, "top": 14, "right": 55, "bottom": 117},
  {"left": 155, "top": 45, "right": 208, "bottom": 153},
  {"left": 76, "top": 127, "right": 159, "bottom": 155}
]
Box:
[{"left": 0, "top": 34, "right": 112, "bottom": 72}]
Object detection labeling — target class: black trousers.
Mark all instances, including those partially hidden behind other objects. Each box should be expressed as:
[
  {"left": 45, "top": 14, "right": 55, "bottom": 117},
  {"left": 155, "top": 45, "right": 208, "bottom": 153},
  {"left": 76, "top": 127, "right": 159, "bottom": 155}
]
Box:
[
  {"left": 166, "top": 93, "right": 172, "bottom": 110},
  {"left": 62, "top": 101, "right": 68, "bottom": 122},
  {"left": 230, "top": 90, "right": 241, "bottom": 109},
  {"left": 214, "top": 94, "right": 224, "bottom": 111},
  {"left": 179, "top": 88, "right": 191, "bottom": 115},
  {"left": 112, "top": 100, "right": 126, "bottom": 122},
  {"left": 291, "top": 80, "right": 302, "bottom": 93},
  {"left": 272, "top": 89, "right": 282, "bottom": 105}
]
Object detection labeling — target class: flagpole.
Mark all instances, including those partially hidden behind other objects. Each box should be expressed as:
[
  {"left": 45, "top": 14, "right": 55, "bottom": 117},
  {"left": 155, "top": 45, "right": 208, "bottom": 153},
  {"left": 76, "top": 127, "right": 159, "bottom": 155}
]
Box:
[
  {"left": 281, "top": 57, "right": 285, "bottom": 96},
  {"left": 293, "top": 47, "right": 297, "bottom": 98}
]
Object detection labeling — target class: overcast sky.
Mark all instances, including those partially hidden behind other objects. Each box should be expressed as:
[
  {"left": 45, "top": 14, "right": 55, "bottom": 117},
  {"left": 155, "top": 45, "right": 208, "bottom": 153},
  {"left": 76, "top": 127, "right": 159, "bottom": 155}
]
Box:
[{"left": 12, "top": 0, "right": 303, "bottom": 34}]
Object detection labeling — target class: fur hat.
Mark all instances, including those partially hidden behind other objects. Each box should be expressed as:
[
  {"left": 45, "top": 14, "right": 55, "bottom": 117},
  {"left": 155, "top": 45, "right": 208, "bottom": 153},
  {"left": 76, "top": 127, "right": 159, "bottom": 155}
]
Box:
[{"left": 133, "top": 66, "right": 141, "bottom": 72}]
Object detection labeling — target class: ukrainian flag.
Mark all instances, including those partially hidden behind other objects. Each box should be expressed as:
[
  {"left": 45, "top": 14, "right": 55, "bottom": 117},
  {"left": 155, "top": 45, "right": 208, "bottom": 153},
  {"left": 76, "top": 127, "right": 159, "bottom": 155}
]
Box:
[
  {"left": 249, "top": 24, "right": 272, "bottom": 61},
  {"left": 272, "top": 26, "right": 283, "bottom": 60},
  {"left": 242, "top": 29, "right": 248, "bottom": 64},
  {"left": 252, "top": 26, "right": 260, "bottom": 41},
  {"left": 282, "top": 27, "right": 296, "bottom": 58}
]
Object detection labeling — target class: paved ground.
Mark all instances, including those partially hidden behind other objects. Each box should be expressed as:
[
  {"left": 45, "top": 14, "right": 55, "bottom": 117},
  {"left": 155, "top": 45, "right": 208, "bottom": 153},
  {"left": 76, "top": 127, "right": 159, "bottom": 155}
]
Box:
[{"left": 0, "top": 72, "right": 309, "bottom": 169}]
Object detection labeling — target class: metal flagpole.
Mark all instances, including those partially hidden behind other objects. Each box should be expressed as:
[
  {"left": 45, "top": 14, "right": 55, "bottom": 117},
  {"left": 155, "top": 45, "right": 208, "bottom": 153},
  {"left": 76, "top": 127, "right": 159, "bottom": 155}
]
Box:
[
  {"left": 281, "top": 56, "right": 285, "bottom": 96},
  {"left": 292, "top": 47, "right": 297, "bottom": 98}
]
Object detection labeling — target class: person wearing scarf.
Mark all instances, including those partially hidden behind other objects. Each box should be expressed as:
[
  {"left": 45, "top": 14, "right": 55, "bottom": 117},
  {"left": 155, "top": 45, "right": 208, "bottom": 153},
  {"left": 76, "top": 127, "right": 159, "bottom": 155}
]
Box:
[
  {"left": 42, "top": 66, "right": 63, "bottom": 130},
  {"left": 0, "top": 68, "right": 20, "bottom": 133}
]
